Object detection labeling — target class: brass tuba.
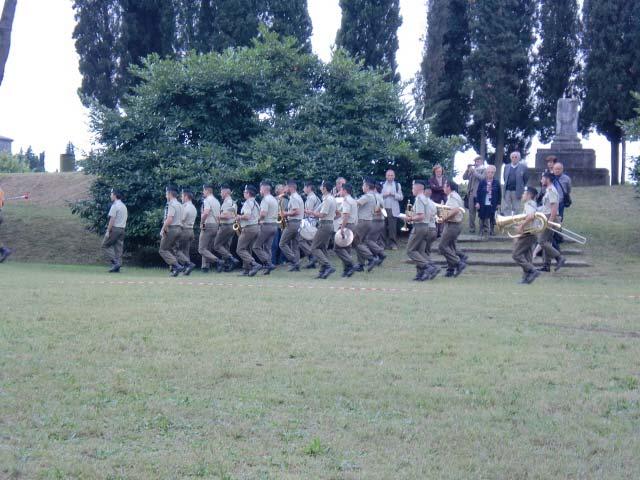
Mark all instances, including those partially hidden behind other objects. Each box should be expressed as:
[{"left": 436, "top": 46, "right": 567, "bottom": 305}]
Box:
[
  {"left": 435, "top": 204, "right": 466, "bottom": 224},
  {"left": 495, "top": 212, "right": 587, "bottom": 244},
  {"left": 400, "top": 200, "right": 413, "bottom": 232}
]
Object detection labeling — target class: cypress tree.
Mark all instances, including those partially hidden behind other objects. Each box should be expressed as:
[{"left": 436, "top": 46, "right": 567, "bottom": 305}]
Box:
[
  {"left": 581, "top": 0, "right": 640, "bottom": 185},
  {"left": 420, "top": 0, "right": 470, "bottom": 137},
  {"left": 335, "top": 0, "right": 402, "bottom": 81},
  {"left": 466, "top": 0, "right": 536, "bottom": 171},
  {"left": 534, "top": 0, "right": 580, "bottom": 144},
  {"left": 265, "top": 0, "right": 313, "bottom": 52}
]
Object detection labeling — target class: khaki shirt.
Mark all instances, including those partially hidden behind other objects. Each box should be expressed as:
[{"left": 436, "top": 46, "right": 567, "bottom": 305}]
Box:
[
  {"left": 445, "top": 191, "right": 464, "bottom": 223},
  {"left": 202, "top": 195, "right": 221, "bottom": 226},
  {"left": 182, "top": 200, "right": 197, "bottom": 229},
  {"left": 373, "top": 192, "right": 385, "bottom": 220},
  {"left": 108, "top": 199, "right": 128, "bottom": 228},
  {"left": 318, "top": 194, "right": 336, "bottom": 220},
  {"left": 240, "top": 198, "right": 260, "bottom": 227},
  {"left": 305, "top": 192, "right": 321, "bottom": 215},
  {"left": 523, "top": 199, "right": 537, "bottom": 216},
  {"left": 220, "top": 196, "right": 236, "bottom": 225},
  {"left": 413, "top": 194, "right": 437, "bottom": 227},
  {"left": 341, "top": 195, "right": 358, "bottom": 225},
  {"left": 288, "top": 192, "right": 304, "bottom": 220},
  {"left": 166, "top": 198, "right": 183, "bottom": 226},
  {"left": 540, "top": 184, "right": 559, "bottom": 216},
  {"left": 357, "top": 192, "right": 376, "bottom": 220},
  {"left": 260, "top": 194, "right": 279, "bottom": 223}
]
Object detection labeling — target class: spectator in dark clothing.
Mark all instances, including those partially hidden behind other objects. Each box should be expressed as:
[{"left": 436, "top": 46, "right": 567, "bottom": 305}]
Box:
[{"left": 475, "top": 165, "right": 501, "bottom": 237}]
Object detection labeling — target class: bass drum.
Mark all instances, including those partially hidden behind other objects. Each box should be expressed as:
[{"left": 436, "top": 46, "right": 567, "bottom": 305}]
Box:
[{"left": 299, "top": 219, "right": 318, "bottom": 241}]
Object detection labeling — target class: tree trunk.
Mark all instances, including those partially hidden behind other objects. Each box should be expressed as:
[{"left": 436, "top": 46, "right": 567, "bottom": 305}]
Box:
[
  {"left": 480, "top": 128, "right": 487, "bottom": 161},
  {"left": 494, "top": 121, "right": 505, "bottom": 182},
  {"left": 0, "top": 0, "right": 18, "bottom": 88},
  {"left": 610, "top": 138, "right": 620, "bottom": 186},
  {"left": 621, "top": 136, "right": 626, "bottom": 185}
]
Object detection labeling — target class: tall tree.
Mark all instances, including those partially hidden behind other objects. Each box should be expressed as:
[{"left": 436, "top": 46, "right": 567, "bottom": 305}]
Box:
[
  {"left": 420, "top": 0, "right": 470, "bottom": 137},
  {"left": 73, "top": 0, "right": 120, "bottom": 108},
  {"left": 534, "top": 0, "right": 580, "bottom": 143},
  {"left": 0, "top": 0, "right": 17, "bottom": 88},
  {"left": 581, "top": 0, "right": 640, "bottom": 185},
  {"left": 465, "top": 0, "right": 536, "bottom": 172},
  {"left": 264, "top": 0, "right": 312, "bottom": 52},
  {"left": 335, "top": 0, "right": 402, "bottom": 81}
]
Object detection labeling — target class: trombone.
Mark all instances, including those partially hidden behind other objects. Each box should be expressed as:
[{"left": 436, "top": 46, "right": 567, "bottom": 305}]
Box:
[{"left": 495, "top": 212, "right": 587, "bottom": 244}]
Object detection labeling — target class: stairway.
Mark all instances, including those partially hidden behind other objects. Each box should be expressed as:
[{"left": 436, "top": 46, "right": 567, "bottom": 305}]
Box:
[{"left": 428, "top": 234, "right": 591, "bottom": 268}]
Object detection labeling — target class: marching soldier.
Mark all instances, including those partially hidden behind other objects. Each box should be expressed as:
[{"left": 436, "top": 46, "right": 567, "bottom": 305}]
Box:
[
  {"left": 438, "top": 181, "right": 467, "bottom": 277},
  {"left": 0, "top": 185, "right": 12, "bottom": 263},
  {"left": 101, "top": 188, "right": 127, "bottom": 273},
  {"left": 405, "top": 180, "right": 438, "bottom": 281},
  {"left": 512, "top": 187, "right": 542, "bottom": 284},
  {"left": 159, "top": 185, "right": 185, "bottom": 277},
  {"left": 309, "top": 180, "right": 337, "bottom": 279},
  {"left": 300, "top": 181, "right": 321, "bottom": 268},
  {"left": 366, "top": 181, "right": 387, "bottom": 265},
  {"left": 279, "top": 179, "right": 304, "bottom": 271},
  {"left": 177, "top": 189, "right": 197, "bottom": 275},
  {"left": 537, "top": 172, "right": 566, "bottom": 272},
  {"left": 353, "top": 178, "right": 380, "bottom": 272},
  {"left": 253, "top": 181, "right": 279, "bottom": 274},
  {"left": 236, "top": 184, "right": 262, "bottom": 276},
  {"left": 198, "top": 183, "right": 222, "bottom": 273},
  {"left": 214, "top": 184, "right": 240, "bottom": 271},
  {"left": 334, "top": 183, "right": 359, "bottom": 277},
  {"left": 371, "top": 182, "right": 386, "bottom": 253}
]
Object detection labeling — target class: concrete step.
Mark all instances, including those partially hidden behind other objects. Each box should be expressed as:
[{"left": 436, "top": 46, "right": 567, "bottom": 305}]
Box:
[
  {"left": 418, "top": 258, "right": 592, "bottom": 268},
  {"left": 452, "top": 247, "right": 584, "bottom": 256}
]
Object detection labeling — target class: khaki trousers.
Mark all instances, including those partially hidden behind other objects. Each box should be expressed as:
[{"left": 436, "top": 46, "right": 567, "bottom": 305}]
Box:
[
  {"left": 237, "top": 224, "right": 260, "bottom": 269},
  {"left": 102, "top": 227, "right": 125, "bottom": 265},
  {"left": 512, "top": 233, "right": 537, "bottom": 274},
  {"left": 384, "top": 210, "right": 398, "bottom": 248},
  {"left": 176, "top": 228, "right": 194, "bottom": 265},
  {"left": 253, "top": 223, "right": 278, "bottom": 265},
  {"left": 311, "top": 221, "right": 333, "bottom": 267},
  {"left": 439, "top": 222, "right": 462, "bottom": 269},
  {"left": 159, "top": 226, "right": 183, "bottom": 267},
  {"left": 198, "top": 224, "right": 219, "bottom": 268},
  {"left": 354, "top": 220, "right": 374, "bottom": 265},
  {"left": 334, "top": 224, "right": 357, "bottom": 267},
  {"left": 367, "top": 219, "right": 385, "bottom": 257},
  {"left": 503, "top": 190, "right": 521, "bottom": 216},
  {"left": 279, "top": 219, "right": 301, "bottom": 264},
  {"left": 407, "top": 224, "right": 436, "bottom": 268},
  {"left": 214, "top": 224, "right": 235, "bottom": 260},
  {"left": 538, "top": 227, "right": 561, "bottom": 267}
]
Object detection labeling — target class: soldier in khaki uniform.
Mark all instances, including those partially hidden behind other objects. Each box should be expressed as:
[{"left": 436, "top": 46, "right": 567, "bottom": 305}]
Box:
[
  {"left": 308, "top": 180, "right": 337, "bottom": 279},
  {"left": 214, "top": 184, "right": 240, "bottom": 271},
  {"left": 176, "top": 189, "right": 197, "bottom": 275},
  {"left": 537, "top": 172, "right": 566, "bottom": 272},
  {"left": 334, "top": 183, "right": 359, "bottom": 277},
  {"left": 0, "top": 186, "right": 12, "bottom": 263},
  {"left": 252, "top": 181, "right": 279, "bottom": 274},
  {"left": 366, "top": 180, "right": 387, "bottom": 266},
  {"left": 352, "top": 179, "right": 381, "bottom": 272},
  {"left": 198, "top": 184, "right": 222, "bottom": 273},
  {"left": 512, "top": 187, "right": 542, "bottom": 284},
  {"left": 236, "top": 185, "right": 262, "bottom": 276},
  {"left": 438, "top": 181, "right": 467, "bottom": 277},
  {"left": 406, "top": 180, "right": 439, "bottom": 281},
  {"left": 159, "top": 185, "right": 186, "bottom": 276},
  {"left": 279, "top": 179, "right": 304, "bottom": 271},
  {"left": 101, "top": 188, "right": 127, "bottom": 273},
  {"left": 300, "top": 181, "right": 321, "bottom": 268}
]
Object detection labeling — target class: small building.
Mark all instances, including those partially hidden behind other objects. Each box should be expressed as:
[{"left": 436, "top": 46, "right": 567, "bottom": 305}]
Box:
[{"left": 0, "top": 135, "right": 13, "bottom": 154}]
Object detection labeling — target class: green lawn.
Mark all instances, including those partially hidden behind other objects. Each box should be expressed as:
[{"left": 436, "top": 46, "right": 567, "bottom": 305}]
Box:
[{"left": 1, "top": 186, "right": 639, "bottom": 479}]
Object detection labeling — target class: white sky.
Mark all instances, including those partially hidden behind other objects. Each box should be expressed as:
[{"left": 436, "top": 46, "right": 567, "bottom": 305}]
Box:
[{"left": 0, "top": 0, "right": 636, "bottom": 178}]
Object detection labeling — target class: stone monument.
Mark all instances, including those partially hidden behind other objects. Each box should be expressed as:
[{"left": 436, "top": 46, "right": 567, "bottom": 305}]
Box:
[{"left": 532, "top": 98, "right": 609, "bottom": 186}]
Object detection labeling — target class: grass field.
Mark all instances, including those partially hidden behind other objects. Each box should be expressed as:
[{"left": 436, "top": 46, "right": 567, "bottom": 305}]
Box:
[{"left": 1, "top": 186, "right": 639, "bottom": 479}]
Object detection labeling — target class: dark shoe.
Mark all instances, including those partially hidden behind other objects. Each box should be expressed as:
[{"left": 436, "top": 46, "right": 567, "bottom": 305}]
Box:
[
  {"left": 458, "top": 253, "right": 468, "bottom": 263},
  {"left": 248, "top": 264, "right": 262, "bottom": 277},
  {"left": 201, "top": 267, "right": 210, "bottom": 274},
  {"left": 305, "top": 261, "right": 317, "bottom": 269},
  {"left": 0, "top": 247, "right": 12, "bottom": 263},
  {"left": 183, "top": 263, "right": 196, "bottom": 276},
  {"left": 453, "top": 261, "right": 467, "bottom": 277},
  {"left": 352, "top": 264, "right": 364, "bottom": 273},
  {"left": 469, "top": 229, "right": 476, "bottom": 234},
  {"left": 554, "top": 256, "right": 567, "bottom": 272},
  {"left": 428, "top": 266, "right": 440, "bottom": 280},
  {"left": 320, "top": 266, "right": 336, "bottom": 279},
  {"left": 366, "top": 258, "right": 378, "bottom": 272},
  {"left": 417, "top": 268, "right": 432, "bottom": 282},
  {"left": 377, "top": 254, "right": 387, "bottom": 265},
  {"left": 215, "top": 261, "right": 224, "bottom": 273},
  {"left": 537, "top": 265, "right": 551, "bottom": 272},
  {"left": 341, "top": 267, "right": 351, "bottom": 278},
  {"left": 344, "top": 266, "right": 356, "bottom": 278},
  {"left": 108, "top": 264, "right": 121, "bottom": 273},
  {"left": 525, "top": 269, "right": 541, "bottom": 284},
  {"left": 170, "top": 265, "right": 184, "bottom": 277},
  {"left": 288, "top": 263, "right": 301, "bottom": 272},
  {"left": 262, "top": 263, "right": 277, "bottom": 275},
  {"left": 316, "top": 265, "right": 327, "bottom": 278},
  {"left": 444, "top": 269, "right": 455, "bottom": 278},
  {"left": 413, "top": 266, "right": 424, "bottom": 281}
]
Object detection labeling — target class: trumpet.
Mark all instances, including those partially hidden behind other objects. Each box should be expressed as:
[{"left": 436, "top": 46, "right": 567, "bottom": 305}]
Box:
[
  {"left": 435, "top": 203, "right": 466, "bottom": 224},
  {"left": 495, "top": 212, "right": 587, "bottom": 244},
  {"left": 400, "top": 200, "right": 412, "bottom": 232}
]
